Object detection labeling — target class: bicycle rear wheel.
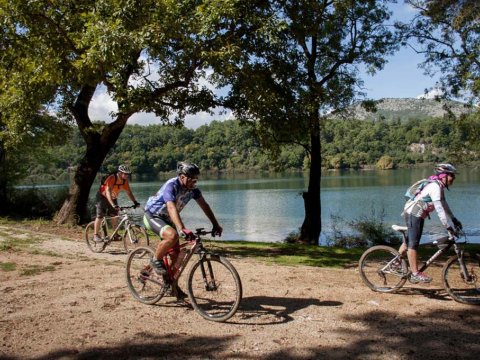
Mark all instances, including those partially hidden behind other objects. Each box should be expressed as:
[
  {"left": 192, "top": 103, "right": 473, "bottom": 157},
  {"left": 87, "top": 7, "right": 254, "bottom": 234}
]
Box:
[
  {"left": 443, "top": 253, "right": 480, "bottom": 305},
  {"left": 85, "top": 220, "right": 107, "bottom": 253},
  {"left": 125, "top": 246, "right": 166, "bottom": 305},
  {"left": 359, "top": 245, "right": 408, "bottom": 293},
  {"left": 187, "top": 255, "right": 242, "bottom": 322},
  {"left": 123, "top": 224, "right": 149, "bottom": 254}
]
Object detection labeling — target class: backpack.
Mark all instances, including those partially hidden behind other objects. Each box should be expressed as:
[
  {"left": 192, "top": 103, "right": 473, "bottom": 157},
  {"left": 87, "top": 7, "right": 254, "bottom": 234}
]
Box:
[
  {"left": 402, "top": 178, "right": 435, "bottom": 217},
  {"left": 404, "top": 178, "right": 432, "bottom": 201},
  {"left": 99, "top": 172, "right": 125, "bottom": 191}
]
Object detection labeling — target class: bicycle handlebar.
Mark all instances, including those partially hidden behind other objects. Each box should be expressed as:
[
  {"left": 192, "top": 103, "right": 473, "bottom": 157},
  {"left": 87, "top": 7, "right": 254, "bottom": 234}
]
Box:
[
  {"left": 194, "top": 228, "right": 214, "bottom": 237},
  {"left": 119, "top": 205, "right": 138, "bottom": 211}
]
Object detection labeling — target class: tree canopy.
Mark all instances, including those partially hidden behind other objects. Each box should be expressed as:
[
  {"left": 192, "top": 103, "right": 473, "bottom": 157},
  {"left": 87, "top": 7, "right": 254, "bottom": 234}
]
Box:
[
  {"left": 403, "top": 0, "right": 480, "bottom": 102},
  {"left": 0, "top": 0, "right": 271, "bottom": 223},
  {"left": 219, "top": 0, "right": 402, "bottom": 243}
]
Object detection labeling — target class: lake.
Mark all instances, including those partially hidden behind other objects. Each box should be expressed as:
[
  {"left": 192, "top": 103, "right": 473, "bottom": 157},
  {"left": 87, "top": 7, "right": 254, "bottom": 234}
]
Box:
[{"left": 118, "top": 167, "right": 480, "bottom": 244}]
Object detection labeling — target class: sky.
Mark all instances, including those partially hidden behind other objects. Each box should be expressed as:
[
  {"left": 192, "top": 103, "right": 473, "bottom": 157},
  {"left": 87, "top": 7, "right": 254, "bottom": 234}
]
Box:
[{"left": 88, "top": 2, "right": 442, "bottom": 129}]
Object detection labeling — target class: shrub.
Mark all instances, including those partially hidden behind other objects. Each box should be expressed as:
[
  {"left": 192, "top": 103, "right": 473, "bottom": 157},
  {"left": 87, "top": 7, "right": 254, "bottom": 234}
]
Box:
[
  {"left": 4, "top": 187, "right": 69, "bottom": 219},
  {"left": 328, "top": 206, "right": 400, "bottom": 248},
  {"left": 376, "top": 155, "right": 395, "bottom": 170}
]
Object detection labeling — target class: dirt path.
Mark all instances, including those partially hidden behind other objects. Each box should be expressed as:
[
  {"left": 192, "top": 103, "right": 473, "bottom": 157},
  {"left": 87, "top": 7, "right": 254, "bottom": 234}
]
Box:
[{"left": 0, "top": 224, "right": 479, "bottom": 359}]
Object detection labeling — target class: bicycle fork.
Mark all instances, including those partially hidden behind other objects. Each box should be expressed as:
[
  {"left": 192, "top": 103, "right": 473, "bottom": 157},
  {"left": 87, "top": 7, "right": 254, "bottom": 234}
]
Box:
[
  {"left": 455, "top": 247, "right": 475, "bottom": 284},
  {"left": 198, "top": 255, "right": 218, "bottom": 291}
]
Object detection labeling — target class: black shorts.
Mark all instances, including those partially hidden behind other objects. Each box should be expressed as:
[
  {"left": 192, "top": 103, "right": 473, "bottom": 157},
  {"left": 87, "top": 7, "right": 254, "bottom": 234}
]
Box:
[
  {"left": 404, "top": 213, "right": 424, "bottom": 250},
  {"left": 95, "top": 192, "right": 118, "bottom": 218},
  {"left": 143, "top": 210, "right": 174, "bottom": 238}
]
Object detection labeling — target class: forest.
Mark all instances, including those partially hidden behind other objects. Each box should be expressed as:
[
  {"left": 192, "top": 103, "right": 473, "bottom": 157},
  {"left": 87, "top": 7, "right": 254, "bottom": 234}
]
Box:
[{"left": 24, "top": 113, "right": 480, "bottom": 184}]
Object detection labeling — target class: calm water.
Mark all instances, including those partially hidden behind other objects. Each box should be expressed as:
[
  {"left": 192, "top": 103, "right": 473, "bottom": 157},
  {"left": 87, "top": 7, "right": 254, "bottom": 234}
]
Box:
[{"left": 116, "top": 167, "right": 480, "bottom": 244}]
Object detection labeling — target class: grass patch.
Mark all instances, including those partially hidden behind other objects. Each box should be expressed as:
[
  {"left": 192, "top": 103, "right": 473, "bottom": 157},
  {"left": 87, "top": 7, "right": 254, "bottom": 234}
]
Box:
[
  {"left": 203, "top": 240, "right": 480, "bottom": 268},
  {"left": 0, "top": 262, "right": 16, "bottom": 271},
  {"left": 20, "top": 264, "right": 56, "bottom": 276},
  {"left": 0, "top": 231, "right": 42, "bottom": 252},
  {"left": 0, "top": 217, "right": 52, "bottom": 227},
  {"left": 204, "top": 240, "right": 365, "bottom": 268}
]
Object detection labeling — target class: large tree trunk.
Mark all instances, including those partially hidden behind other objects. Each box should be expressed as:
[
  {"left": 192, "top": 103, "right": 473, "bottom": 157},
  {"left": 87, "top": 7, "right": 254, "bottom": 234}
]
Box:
[
  {"left": 55, "top": 110, "right": 129, "bottom": 225},
  {"left": 299, "top": 118, "right": 322, "bottom": 245},
  {"left": 54, "top": 151, "right": 104, "bottom": 225},
  {"left": 54, "top": 83, "right": 131, "bottom": 225}
]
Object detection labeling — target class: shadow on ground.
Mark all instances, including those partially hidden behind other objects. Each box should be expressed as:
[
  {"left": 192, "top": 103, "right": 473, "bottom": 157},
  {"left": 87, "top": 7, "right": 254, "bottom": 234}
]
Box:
[{"left": 235, "top": 295, "right": 342, "bottom": 325}]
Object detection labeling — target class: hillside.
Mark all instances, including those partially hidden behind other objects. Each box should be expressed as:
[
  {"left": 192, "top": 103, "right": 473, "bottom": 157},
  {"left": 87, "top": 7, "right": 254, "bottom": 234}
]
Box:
[{"left": 342, "top": 98, "right": 474, "bottom": 121}]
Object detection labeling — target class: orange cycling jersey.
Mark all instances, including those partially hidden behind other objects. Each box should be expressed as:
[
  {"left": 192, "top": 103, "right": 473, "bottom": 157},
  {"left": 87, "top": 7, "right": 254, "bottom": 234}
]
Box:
[{"left": 100, "top": 174, "right": 131, "bottom": 199}]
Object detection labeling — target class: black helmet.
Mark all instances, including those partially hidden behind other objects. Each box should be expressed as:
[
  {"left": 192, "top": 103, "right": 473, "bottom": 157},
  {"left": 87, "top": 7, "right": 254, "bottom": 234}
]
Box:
[
  {"left": 177, "top": 162, "right": 200, "bottom": 177},
  {"left": 434, "top": 163, "right": 458, "bottom": 175}
]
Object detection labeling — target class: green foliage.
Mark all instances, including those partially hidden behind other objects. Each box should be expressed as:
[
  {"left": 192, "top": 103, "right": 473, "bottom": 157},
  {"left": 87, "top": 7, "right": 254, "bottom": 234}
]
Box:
[
  {"left": 404, "top": 1, "right": 480, "bottom": 103},
  {"left": 20, "top": 114, "right": 480, "bottom": 184},
  {"left": 4, "top": 187, "right": 69, "bottom": 218},
  {"left": 376, "top": 155, "right": 395, "bottom": 170}
]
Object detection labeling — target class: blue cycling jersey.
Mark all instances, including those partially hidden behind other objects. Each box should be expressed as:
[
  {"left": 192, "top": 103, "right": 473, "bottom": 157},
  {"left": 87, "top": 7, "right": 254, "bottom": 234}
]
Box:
[{"left": 144, "top": 177, "right": 202, "bottom": 222}]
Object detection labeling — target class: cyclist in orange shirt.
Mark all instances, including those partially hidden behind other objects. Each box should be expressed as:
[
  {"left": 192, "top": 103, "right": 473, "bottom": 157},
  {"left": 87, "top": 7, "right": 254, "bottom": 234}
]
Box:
[{"left": 94, "top": 165, "right": 140, "bottom": 242}]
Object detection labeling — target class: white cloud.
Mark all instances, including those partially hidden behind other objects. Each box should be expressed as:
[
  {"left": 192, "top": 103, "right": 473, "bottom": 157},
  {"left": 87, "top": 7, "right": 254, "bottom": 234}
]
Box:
[
  {"left": 88, "top": 85, "right": 118, "bottom": 122},
  {"left": 416, "top": 88, "right": 444, "bottom": 100}
]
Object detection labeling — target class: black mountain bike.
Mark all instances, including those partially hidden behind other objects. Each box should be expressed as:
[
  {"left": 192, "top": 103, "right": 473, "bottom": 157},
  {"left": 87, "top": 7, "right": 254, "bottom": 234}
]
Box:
[{"left": 359, "top": 224, "right": 480, "bottom": 305}]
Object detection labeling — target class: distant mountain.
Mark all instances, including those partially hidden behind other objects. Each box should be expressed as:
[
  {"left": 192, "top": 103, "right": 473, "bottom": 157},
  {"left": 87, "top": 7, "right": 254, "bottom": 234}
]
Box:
[{"left": 338, "top": 98, "right": 475, "bottom": 121}]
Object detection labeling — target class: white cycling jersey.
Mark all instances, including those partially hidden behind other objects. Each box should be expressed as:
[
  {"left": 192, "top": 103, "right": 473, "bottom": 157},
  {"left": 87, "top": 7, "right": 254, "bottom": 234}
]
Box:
[{"left": 403, "top": 180, "right": 454, "bottom": 229}]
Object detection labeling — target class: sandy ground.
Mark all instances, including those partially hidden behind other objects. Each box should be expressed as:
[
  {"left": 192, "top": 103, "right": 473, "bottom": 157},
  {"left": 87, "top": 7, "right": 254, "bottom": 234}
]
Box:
[{"left": 0, "top": 224, "right": 479, "bottom": 360}]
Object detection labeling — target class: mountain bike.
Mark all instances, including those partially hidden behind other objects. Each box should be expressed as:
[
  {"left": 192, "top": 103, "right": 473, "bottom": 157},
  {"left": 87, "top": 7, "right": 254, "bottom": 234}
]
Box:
[
  {"left": 125, "top": 228, "right": 242, "bottom": 322},
  {"left": 85, "top": 205, "right": 149, "bottom": 253},
  {"left": 358, "top": 224, "right": 480, "bottom": 305}
]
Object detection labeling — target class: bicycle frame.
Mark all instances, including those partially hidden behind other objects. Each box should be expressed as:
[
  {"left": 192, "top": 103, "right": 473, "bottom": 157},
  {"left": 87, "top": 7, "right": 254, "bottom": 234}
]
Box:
[
  {"left": 163, "top": 232, "right": 208, "bottom": 282},
  {"left": 101, "top": 207, "right": 135, "bottom": 241},
  {"left": 395, "top": 226, "right": 470, "bottom": 281},
  {"left": 103, "top": 214, "right": 129, "bottom": 238}
]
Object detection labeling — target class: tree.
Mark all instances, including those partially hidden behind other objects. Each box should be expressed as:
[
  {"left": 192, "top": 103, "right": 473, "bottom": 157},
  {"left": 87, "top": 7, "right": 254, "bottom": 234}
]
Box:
[
  {"left": 0, "top": 0, "right": 255, "bottom": 223},
  {"left": 221, "top": 0, "right": 401, "bottom": 243},
  {"left": 403, "top": 0, "right": 480, "bottom": 102}
]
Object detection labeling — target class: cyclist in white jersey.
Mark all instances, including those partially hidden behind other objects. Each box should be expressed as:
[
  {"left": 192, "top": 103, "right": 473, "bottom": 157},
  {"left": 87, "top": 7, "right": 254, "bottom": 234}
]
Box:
[{"left": 399, "top": 163, "right": 462, "bottom": 283}]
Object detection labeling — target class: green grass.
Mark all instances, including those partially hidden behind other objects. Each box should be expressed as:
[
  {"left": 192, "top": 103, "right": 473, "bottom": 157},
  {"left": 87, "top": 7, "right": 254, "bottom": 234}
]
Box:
[
  {"left": 0, "top": 262, "right": 16, "bottom": 271},
  {"left": 204, "top": 240, "right": 365, "bottom": 268},
  {"left": 20, "top": 264, "right": 56, "bottom": 276},
  {"left": 0, "top": 231, "right": 41, "bottom": 252},
  {"left": 2, "top": 218, "right": 479, "bottom": 270}
]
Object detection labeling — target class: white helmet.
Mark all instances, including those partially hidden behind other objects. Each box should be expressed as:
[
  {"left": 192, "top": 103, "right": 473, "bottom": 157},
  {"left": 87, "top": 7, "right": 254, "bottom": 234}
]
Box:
[
  {"left": 434, "top": 163, "right": 457, "bottom": 175},
  {"left": 118, "top": 164, "right": 132, "bottom": 174}
]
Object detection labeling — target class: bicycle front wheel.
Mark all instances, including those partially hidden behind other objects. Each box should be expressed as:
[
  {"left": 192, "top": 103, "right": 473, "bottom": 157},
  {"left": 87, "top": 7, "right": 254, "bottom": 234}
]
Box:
[
  {"left": 187, "top": 255, "right": 242, "bottom": 322},
  {"left": 123, "top": 224, "right": 149, "bottom": 254},
  {"left": 443, "top": 253, "right": 480, "bottom": 305},
  {"left": 85, "top": 220, "right": 106, "bottom": 253},
  {"left": 359, "top": 245, "right": 408, "bottom": 293},
  {"left": 126, "top": 246, "right": 166, "bottom": 305}
]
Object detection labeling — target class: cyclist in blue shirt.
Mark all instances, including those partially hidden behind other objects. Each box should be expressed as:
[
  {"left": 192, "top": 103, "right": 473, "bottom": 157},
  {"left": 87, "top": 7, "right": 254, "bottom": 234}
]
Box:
[{"left": 144, "top": 162, "right": 223, "bottom": 283}]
